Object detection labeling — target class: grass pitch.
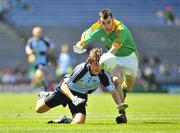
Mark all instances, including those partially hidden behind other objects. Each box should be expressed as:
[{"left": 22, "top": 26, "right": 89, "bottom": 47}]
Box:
[{"left": 0, "top": 92, "right": 180, "bottom": 133}]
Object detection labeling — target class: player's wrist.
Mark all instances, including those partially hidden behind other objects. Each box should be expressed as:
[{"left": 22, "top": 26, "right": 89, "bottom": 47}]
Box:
[
  {"left": 80, "top": 41, "right": 86, "bottom": 47},
  {"left": 70, "top": 95, "right": 77, "bottom": 101}
]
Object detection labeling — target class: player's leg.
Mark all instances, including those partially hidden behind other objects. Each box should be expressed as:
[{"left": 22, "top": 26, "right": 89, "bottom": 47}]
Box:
[
  {"left": 71, "top": 113, "right": 86, "bottom": 124},
  {"left": 121, "top": 75, "right": 136, "bottom": 91},
  {"left": 35, "top": 91, "right": 54, "bottom": 113},
  {"left": 36, "top": 89, "right": 68, "bottom": 113},
  {"left": 47, "top": 88, "right": 87, "bottom": 124},
  {"left": 68, "top": 91, "right": 87, "bottom": 124},
  {"left": 115, "top": 52, "right": 138, "bottom": 99},
  {"left": 48, "top": 101, "right": 86, "bottom": 124},
  {"left": 31, "top": 64, "right": 48, "bottom": 91},
  {"left": 47, "top": 115, "right": 72, "bottom": 124},
  {"left": 32, "top": 68, "right": 45, "bottom": 86},
  {"left": 115, "top": 75, "right": 136, "bottom": 124},
  {"left": 47, "top": 113, "right": 86, "bottom": 124},
  {"left": 114, "top": 53, "right": 138, "bottom": 123},
  {"left": 35, "top": 97, "right": 50, "bottom": 113},
  {"left": 112, "top": 76, "right": 125, "bottom": 102}
]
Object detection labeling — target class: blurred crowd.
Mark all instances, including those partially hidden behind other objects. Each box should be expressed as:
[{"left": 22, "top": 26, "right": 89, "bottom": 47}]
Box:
[
  {"left": 155, "top": 5, "right": 180, "bottom": 26},
  {"left": 0, "top": 3, "right": 180, "bottom": 92},
  {"left": 137, "top": 52, "right": 180, "bottom": 91},
  {"left": 0, "top": 0, "right": 30, "bottom": 20},
  {"left": 0, "top": 48, "right": 180, "bottom": 92}
]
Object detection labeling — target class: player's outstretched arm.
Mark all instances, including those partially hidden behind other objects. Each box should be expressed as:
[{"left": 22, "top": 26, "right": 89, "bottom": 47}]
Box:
[
  {"left": 73, "top": 41, "right": 87, "bottom": 54},
  {"left": 108, "top": 42, "right": 122, "bottom": 54},
  {"left": 61, "top": 82, "right": 85, "bottom": 106}
]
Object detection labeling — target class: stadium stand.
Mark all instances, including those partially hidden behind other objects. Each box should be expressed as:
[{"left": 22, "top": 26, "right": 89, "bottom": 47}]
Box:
[
  {"left": 3, "top": 0, "right": 180, "bottom": 64},
  {"left": 5, "top": 0, "right": 180, "bottom": 26},
  {"left": 0, "top": 21, "right": 26, "bottom": 68},
  {"left": 0, "top": 0, "right": 180, "bottom": 91}
]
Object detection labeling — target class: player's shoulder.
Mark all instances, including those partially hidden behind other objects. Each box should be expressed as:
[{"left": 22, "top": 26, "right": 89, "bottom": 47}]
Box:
[
  {"left": 91, "top": 21, "right": 101, "bottom": 30},
  {"left": 42, "top": 37, "right": 51, "bottom": 42},
  {"left": 74, "top": 62, "right": 87, "bottom": 71},
  {"left": 27, "top": 37, "right": 34, "bottom": 43},
  {"left": 114, "top": 19, "right": 124, "bottom": 32}
]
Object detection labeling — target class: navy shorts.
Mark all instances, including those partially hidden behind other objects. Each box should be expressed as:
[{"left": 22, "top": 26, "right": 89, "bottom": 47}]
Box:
[{"left": 45, "top": 87, "right": 88, "bottom": 115}]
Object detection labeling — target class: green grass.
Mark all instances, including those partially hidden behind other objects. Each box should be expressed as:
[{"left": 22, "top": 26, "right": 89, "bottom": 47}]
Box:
[{"left": 0, "top": 92, "right": 180, "bottom": 133}]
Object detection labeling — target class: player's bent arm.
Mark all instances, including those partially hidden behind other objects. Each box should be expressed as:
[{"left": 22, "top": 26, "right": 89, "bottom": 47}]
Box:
[
  {"left": 110, "top": 88, "right": 122, "bottom": 106},
  {"left": 75, "top": 25, "right": 98, "bottom": 49},
  {"left": 61, "top": 82, "right": 75, "bottom": 100},
  {"left": 25, "top": 45, "right": 33, "bottom": 55},
  {"left": 108, "top": 42, "right": 122, "bottom": 54},
  {"left": 61, "top": 82, "right": 85, "bottom": 106}
]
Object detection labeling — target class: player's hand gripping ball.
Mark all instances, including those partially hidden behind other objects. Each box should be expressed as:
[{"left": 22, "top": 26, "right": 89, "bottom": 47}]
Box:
[{"left": 99, "top": 53, "right": 117, "bottom": 71}]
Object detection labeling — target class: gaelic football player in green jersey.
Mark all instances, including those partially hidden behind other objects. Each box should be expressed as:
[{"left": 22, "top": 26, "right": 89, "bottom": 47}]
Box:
[{"left": 74, "top": 9, "right": 139, "bottom": 123}]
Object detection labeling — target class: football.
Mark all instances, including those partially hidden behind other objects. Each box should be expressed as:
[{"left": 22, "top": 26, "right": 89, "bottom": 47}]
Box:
[
  {"left": 116, "top": 115, "right": 127, "bottom": 124},
  {"left": 99, "top": 52, "right": 117, "bottom": 71}
]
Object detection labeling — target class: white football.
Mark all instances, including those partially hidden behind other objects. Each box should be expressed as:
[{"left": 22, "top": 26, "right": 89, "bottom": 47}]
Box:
[{"left": 99, "top": 53, "right": 117, "bottom": 71}]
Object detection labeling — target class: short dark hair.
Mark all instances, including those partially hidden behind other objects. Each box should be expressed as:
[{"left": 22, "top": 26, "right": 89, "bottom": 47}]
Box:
[{"left": 99, "top": 9, "right": 113, "bottom": 19}]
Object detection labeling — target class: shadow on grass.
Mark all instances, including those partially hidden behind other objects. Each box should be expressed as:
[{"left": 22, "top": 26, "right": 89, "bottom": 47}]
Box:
[
  {"left": 46, "top": 121, "right": 179, "bottom": 125},
  {"left": 125, "top": 121, "right": 179, "bottom": 125},
  {"left": 86, "top": 121, "right": 179, "bottom": 125},
  {"left": 141, "top": 121, "right": 179, "bottom": 124}
]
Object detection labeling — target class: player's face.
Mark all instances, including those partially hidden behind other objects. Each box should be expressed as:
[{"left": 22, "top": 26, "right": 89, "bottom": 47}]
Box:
[
  {"left": 32, "top": 27, "right": 42, "bottom": 39},
  {"left": 90, "top": 60, "right": 101, "bottom": 75},
  {"left": 99, "top": 16, "right": 114, "bottom": 33}
]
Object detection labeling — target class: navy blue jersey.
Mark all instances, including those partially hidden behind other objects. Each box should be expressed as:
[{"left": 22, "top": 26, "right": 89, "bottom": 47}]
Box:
[{"left": 60, "top": 63, "right": 115, "bottom": 94}]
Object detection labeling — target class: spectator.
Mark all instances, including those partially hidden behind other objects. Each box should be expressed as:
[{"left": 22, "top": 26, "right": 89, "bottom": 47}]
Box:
[
  {"left": 0, "top": 0, "right": 11, "bottom": 20},
  {"left": 141, "top": 66, "right": 160, "bottom": 91},
  {"left": 56, "top": 44, "right": 72, "bottom": 80},
  {"left": 1, "top": 68, "right": 16, "bottom": 84},
  {"left": 155, "top": 5, "right": 180, "bottom": 26},
  {"left": 12, "top": 0, "right": 31, "bottom": 11}
]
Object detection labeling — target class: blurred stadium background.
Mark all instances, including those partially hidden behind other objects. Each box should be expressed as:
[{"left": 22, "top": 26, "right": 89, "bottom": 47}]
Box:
[
  {"left": 0, "top": 0, "right": 180, "bottom": 93},
  {"left": 0, "top": 0, "right": 180, "bottom": 132}
]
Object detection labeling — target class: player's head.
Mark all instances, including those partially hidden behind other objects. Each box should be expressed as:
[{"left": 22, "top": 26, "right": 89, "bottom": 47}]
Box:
[
  {"left": 32, "top": 26, "right": 43, "bottom": 39},
  {"left": 61, "top": 43, "right": 69, "bottom": 53},
  {"left": 98, "top": 9, "right": 114, "bottom": 33},
  {"left": 86, "top": 48, "right": 103, "bottom": 75}
]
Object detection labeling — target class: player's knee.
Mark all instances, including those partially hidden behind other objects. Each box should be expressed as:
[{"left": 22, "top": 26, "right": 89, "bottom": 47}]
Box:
[
  {"left": 112, "top": 77, "right": 121, "bottom": 87},
  {"left": 72, "top": 118, "right": 85, "bottom": 124},
  {"left": 71, "top": 114, "right": 86, "bottom": 124},
  {"left": 35, "top": 107, "right": 44, "bottom": 113},
  {"left": 121, "top": 83, "right": 132, "bottom": 90},
  {"left": 35, "top": 69, "right": 45, "bottom": 80},
  {"left": 35, "top": 106, "right": 49, "bottom": 113},
  {"left": 35, "top": 103, "right": 49, "bottom": 113}
]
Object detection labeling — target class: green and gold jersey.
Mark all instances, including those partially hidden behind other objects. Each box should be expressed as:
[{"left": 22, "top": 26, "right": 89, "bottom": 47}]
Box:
[{"left": 80, "top": 19, "right": 136, "bottom": 57}]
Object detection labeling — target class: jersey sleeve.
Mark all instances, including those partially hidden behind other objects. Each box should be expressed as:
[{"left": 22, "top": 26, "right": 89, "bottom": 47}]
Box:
[
  {"left": 66, "top": 63, "right": 87, "bottom": 84},
  {"left": 26, "top": 38, "right": 33, "bottom": 48},
  {"left": 80, "top": 22, "right": 100, "bottom": 45},
  {"left": 43, "top": 37, "right": 55, "bottom": 49},
  {"left": 25, "top": 38, "right": 33, "bottom": 54},
  {"left": 80, "top": 28, "right": 96, "bottom": 44},
  {"left": 99, "top": 70, "right": 115, "bottom": 91}
]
